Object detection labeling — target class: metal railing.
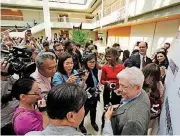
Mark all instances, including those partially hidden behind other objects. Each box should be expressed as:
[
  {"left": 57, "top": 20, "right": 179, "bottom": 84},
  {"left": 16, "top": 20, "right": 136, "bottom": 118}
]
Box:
[{"left": 51, "top": 17, "right": 96, "bottom": 23}]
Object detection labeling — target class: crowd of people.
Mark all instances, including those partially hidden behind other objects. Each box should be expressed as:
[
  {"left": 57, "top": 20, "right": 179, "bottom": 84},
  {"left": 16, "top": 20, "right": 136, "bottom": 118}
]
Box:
[{"left": 1, "top": 29, "right": 171, "bottom": 135}]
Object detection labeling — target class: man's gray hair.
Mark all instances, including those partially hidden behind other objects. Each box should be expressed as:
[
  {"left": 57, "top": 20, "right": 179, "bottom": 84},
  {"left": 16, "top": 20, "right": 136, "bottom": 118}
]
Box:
[
  {"left": 35, "top": 52, "right": 56, "bottom": 68},
  {"left": 117, "top": 67, "right": 144, "bottom": 88}
]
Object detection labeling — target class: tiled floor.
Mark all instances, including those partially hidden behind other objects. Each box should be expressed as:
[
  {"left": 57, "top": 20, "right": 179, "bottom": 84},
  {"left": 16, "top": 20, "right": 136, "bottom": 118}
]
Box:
[{"left": 81, "top": 93, "right": 104, "bottom": 135}]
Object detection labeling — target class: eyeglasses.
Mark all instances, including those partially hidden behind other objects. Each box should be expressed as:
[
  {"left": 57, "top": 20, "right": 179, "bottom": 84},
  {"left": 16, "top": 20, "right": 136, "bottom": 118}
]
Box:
[
  {"left": 56, "top": 49, "right": 64, "bottom": 52},
  {"left": 157, "top": 56, "right": 164, "bottom": 58},
  {"left": 26, "top": 88, "right": 41, "bottom": 96},
  {"left": 88, "top": 61, "right": 96, "bottom": 64}
]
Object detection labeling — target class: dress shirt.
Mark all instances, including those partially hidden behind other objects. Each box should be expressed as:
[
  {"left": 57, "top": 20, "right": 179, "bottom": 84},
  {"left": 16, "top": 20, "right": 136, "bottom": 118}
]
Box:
[
  {"left": 31, "top": 68, "right": 51, "bottom": 92},
  {"left": 139, "top": 53, "right": 147, "bottom": 70}
]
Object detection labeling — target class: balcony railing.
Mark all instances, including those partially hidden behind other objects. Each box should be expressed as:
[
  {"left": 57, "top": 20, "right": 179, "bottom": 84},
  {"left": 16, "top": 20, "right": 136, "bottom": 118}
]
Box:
[
  {"left": 51, "top": 17, "right": 96, "bottom": 23},
  {"left": 1, "top": 15, "right": 24, "bottom": 21}
]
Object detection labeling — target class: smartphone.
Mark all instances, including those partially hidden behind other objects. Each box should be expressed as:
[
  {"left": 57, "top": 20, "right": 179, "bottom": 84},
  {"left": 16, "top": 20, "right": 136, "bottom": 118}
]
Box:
[{"left": 74, "top": 70, "right": 86, "bottom": 77}]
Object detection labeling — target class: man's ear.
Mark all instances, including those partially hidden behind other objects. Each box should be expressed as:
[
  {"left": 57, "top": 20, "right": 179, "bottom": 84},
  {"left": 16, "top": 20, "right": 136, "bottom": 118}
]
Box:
[{"left": 66, "top": 112, "right": 76, "bottom": 123}]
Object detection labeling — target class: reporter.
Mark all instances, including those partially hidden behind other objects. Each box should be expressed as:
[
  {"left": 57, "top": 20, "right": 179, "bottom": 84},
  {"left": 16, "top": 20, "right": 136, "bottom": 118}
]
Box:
[
  {"left": 11, "top": 77, "right": 46, "bottom": 135},
  {"left": 100, "top": 48, "right": 125, "bottom": 107},
  {"left": 79, "top": 53, "right": 99, "bottom": 133},
  {"left": 52, "top": 52, "right": 88, "bottom": 88}
]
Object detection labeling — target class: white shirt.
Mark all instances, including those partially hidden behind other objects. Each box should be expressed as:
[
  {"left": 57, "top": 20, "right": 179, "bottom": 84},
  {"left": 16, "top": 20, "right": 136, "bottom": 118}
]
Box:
[{"left": 139, "top": 53, "right": 146, "bottom": 70}]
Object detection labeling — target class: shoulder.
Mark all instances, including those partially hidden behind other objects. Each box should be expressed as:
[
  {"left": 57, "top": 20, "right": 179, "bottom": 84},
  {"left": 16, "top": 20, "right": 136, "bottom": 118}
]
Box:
[
  {"left": 25, "top": 131, "right": 42, "bottom": 136},
  {"left": 53, "top": 72, "right": 62, "bottom": 77},
  {"left": 117, "top": 64, "right": 125, "bottom": 69},
  {"left": 15, "top": 110, "right": 42, "bottom": 122}
]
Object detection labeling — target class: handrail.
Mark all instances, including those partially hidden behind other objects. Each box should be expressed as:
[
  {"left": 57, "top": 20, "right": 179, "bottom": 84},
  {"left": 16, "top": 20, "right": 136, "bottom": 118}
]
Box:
[{"left": 1, "top": 28, "right": 15, "bottom": 35}]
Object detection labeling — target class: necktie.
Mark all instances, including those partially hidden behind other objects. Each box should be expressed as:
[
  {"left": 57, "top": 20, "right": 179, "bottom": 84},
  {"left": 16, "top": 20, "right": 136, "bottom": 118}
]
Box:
[{"left": 142, "top": 56, "right": 146, "bottom": 68}]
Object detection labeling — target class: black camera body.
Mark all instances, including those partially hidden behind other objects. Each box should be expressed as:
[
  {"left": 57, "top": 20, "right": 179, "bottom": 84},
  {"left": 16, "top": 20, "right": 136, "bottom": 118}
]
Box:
[{"left": 2, "top": 46, "right": 36, "bottom": 77}]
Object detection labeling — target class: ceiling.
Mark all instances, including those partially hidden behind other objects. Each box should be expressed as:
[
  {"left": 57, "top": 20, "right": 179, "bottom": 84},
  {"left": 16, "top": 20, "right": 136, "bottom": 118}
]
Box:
[
  {"left": 38, "top": 0, "right": 88, "bottom": 5},
  {"left": 0, "top": 0, "right": 102, "bottom": 13}
]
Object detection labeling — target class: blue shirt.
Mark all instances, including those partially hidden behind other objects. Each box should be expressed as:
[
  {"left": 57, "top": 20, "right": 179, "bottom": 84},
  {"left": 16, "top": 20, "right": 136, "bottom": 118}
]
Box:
[
  {"left": 52, "top": 70, "right": 82, "bottom": 87},
  {"left": 121, "top": 91, "right": 142, "bottom": 106}
]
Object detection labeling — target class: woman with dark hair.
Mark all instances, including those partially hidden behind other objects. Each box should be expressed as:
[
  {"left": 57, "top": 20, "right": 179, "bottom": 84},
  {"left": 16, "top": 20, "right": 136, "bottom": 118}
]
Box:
[
  {"left": 101, "top": 48, "right": 125, "bottom": 107},
  {"left": 26, "top": 83, "right": 87, "bottom": 135},
  {"left": 122, "top": 50, "right": 130, "bottom": 67},
  {"left": 155, "top": 51, "right": 169, "bottom": 69},
  {"left": 79, "top": 53, "right": 99, "bottom": 134},
  {"left": 10, "top": 77, "right": 45, "bottom": 135},
  {"left": 154, "top": 51, "right": 169, "bottom": 84},
  {"left": 52, "top": 52, "right": 88, "bottom": 88},
  {"left": 142, "top": 63, "right": 164, "bottom": 134}
]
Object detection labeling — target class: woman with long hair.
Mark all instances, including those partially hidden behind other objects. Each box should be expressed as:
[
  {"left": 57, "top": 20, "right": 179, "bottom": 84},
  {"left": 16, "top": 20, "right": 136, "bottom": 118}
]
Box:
[
  {"left": 154, "top": 51, "right": 169, "bottom": 84},
  {"left": 52, "top": 52, "right": 88, "bottom": 88},
  {"left": 142, "top": 63, "right": 164, "bottom": 134}
]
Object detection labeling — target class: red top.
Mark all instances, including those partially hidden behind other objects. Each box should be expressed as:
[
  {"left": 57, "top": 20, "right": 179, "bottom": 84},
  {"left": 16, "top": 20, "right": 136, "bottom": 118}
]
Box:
[{"left": 100, "top": 64, "right": 125, "bottom": 89}]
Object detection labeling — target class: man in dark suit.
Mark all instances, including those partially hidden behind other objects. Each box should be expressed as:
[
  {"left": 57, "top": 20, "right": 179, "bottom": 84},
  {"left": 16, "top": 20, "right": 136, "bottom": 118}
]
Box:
[
  {"left": 102, "top": 67, "right": 150, "bottom": 135},
  {"left": 127, "top": 42, "right": 152, "bottom": 69}
]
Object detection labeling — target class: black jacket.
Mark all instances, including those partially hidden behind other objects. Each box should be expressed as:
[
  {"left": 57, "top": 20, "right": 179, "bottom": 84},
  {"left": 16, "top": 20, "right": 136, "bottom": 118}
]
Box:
[
  {"left": 127, "top": 54, "right": 152, "bottom": 68},
  {"left": 86, "top": 68, "right": 100, "bottom": 102}
]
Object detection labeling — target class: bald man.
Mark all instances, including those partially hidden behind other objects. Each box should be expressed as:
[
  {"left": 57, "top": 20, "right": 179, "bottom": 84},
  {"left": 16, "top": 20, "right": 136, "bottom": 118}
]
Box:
[{"left": 127, "top": 42, "right": 152, "bottom": 69}]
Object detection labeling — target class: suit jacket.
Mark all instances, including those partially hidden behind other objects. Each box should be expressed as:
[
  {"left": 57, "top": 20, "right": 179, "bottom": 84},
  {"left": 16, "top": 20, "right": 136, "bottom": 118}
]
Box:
[
  {"left": 111, "top": 90, "right": 150, "bottom": 135},
  {"left": 127, "top": 54, "right": 152, "bottom": 68}
]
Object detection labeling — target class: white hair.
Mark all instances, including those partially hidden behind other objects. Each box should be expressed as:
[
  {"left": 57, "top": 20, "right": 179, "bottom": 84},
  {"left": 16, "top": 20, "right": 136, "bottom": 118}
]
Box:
[{"left": 117, "top": 67, "right": 144, "bottom": 88}]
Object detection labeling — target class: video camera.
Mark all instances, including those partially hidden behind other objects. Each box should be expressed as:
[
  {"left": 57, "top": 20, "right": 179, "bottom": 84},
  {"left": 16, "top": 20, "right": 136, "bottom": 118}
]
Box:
[{"left": 1, "top": 46, "right": 36, "bottom": 77}]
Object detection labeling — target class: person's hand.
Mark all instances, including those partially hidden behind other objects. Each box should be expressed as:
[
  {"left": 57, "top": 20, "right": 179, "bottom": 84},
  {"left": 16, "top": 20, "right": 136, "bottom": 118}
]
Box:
[
  {"left": 160, "top": 66, "right": 166, "bottom": 77},
  {"left": 38, "top": 98, "right": 46, "bottom": 108},
  {"left": 0, "top": 60, "right": 10, "bottom": 81},
  {"left": 4, "top": 31, "right": 10, "bottom": 39},
  {"left": 81, "top": 71, "right": 89, "bottom": 81},
  {"left": 0, "top": 60, "right": 9, "bottom": 73},
  {"left": 105, "top": 105, "right": 114, "bottom": 120},
  {"left": 67, "top": 75, "right": 78, "bottom": 83}
]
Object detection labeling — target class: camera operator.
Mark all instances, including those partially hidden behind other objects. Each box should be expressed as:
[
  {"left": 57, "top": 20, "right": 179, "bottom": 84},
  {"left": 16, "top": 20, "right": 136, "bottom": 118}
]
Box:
[
  {"left": 79, "top": 53, "right": 100, "bottom": 134},
  {"left": 1, "top": 60, "right": 18, "bottom": 135},
  {"left": 52, "top": 52, "right": 88, "bottom": 88},
  {"left": 100, "top": 48, "right": 125, "bottom": 107},
  {"left": 31, "top": 52, "right": 57, "bottom": 93}
]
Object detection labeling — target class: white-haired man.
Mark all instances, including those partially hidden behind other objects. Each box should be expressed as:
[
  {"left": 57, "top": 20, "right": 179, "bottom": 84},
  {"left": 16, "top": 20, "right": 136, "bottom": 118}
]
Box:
[{"left": 103, "top": 67, "right": 150, "bottom": 135}]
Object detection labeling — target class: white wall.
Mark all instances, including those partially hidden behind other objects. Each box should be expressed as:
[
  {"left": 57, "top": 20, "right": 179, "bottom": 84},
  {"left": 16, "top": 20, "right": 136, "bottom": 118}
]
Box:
[
  {"left": 22, "top": 10, "right": 43, "bottom": 21},
  {"left": 152, "top": 19, "right": 180, "bottom": 53},
  {"left": 134, "top": 0, "right": 180, "bottom": 16},
  {"left": 129, "top": 23, "right": 156, "bottom": 57},
  {"left": 106, "top": 19, "right": 180, "bottom": 57}
]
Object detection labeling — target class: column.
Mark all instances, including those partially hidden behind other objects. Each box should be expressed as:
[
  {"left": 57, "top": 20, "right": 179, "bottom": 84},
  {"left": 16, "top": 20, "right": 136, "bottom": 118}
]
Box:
[
  {"left": 43, "top": 0, "right": 52, "bottom": 40},
  {"left": 100, "top": 0, "right": 104, "bottom": 29},
  {"left": 124, "top": 0, "right": 130, "bottom": 23}
]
